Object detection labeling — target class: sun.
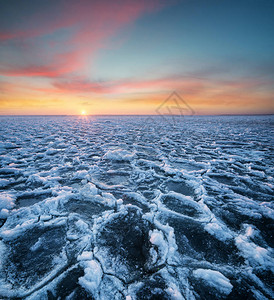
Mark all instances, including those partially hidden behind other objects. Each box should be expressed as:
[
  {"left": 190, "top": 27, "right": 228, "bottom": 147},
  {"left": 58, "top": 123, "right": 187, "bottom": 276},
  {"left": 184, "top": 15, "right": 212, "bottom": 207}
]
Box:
[{"left": 81, "top": 110, "right": 87, "bottom": 116}]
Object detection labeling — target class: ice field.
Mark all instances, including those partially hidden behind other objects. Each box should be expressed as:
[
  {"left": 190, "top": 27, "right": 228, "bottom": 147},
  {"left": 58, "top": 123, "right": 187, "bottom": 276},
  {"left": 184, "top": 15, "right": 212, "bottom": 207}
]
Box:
[{"left": 0, "top": 115, "right": 273, "bottom": 299}]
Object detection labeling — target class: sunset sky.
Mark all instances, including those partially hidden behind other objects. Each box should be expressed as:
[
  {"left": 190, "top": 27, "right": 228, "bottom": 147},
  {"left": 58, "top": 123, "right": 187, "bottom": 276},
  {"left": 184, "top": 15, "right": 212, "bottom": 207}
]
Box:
[{"left": 0, "top": 0, "right": 273, "bottom": 115}]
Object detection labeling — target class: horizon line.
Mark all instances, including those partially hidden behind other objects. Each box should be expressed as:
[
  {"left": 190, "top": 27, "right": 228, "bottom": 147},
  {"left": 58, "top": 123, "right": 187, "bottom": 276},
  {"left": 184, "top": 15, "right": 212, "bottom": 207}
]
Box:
[{"left": 0, "top": 113, "right": 273, "bottom": 117}]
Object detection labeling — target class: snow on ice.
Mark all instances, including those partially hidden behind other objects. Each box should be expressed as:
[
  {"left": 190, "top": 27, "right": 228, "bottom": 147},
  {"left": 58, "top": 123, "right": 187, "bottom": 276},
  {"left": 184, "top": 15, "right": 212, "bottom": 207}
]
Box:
[{"left": 0, "top": 115, "right": 273, "bottom": 299}]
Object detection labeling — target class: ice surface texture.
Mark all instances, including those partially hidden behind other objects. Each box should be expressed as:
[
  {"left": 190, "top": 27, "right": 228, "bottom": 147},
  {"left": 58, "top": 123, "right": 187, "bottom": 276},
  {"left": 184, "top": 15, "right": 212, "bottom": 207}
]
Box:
[{"left": 0, "top": 115, "right": 273, "bottom": 299}]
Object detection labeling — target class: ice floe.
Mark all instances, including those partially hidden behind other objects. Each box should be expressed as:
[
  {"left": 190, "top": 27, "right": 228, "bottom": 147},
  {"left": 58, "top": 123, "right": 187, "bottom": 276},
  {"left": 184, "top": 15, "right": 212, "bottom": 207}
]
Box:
[{"left": 0, "top": 115, "right": 273, "bottom": 299}]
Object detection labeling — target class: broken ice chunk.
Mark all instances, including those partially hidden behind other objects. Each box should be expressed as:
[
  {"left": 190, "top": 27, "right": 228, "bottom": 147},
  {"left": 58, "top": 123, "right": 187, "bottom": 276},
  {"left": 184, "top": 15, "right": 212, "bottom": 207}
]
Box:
[{"left": 193, "top": 268, "right": 233, "bottom": 295}]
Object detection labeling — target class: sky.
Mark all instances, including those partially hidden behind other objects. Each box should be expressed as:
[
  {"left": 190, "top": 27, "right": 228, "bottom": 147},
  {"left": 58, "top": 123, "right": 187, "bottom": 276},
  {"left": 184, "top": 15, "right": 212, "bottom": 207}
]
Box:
[{"left": 0, "top": 0, "right": 273, "bottom": 115}]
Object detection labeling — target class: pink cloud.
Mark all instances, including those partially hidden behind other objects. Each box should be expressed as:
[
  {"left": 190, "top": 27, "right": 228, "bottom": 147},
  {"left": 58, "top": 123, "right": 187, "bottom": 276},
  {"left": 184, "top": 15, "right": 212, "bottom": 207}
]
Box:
[
  {"left": 44, "top": 75, "right": 273, "bottom": 102},
  {"left": 0, "top": 1, "right": 162, "bottom": 41},
  {"left": 40, "top": 75, "right": 205, "bottom": 96},
  {"left": 0, "top": 51, "right": 84, "bottom": 78},
  {"left": 111, "top": 76, "right": 205, "bottom": 93},
  {"left": 0, "top": 0, "right": 164, "bottom": 78},
  {"left": 52, "top": 78, "right": 110, "bottom": 94}
]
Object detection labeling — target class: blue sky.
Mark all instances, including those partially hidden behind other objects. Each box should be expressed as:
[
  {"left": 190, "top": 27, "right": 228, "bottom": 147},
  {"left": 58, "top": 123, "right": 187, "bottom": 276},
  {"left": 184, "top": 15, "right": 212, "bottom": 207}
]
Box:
[{"left": 0, "top": 0, "right": 273, "bottom": 114}]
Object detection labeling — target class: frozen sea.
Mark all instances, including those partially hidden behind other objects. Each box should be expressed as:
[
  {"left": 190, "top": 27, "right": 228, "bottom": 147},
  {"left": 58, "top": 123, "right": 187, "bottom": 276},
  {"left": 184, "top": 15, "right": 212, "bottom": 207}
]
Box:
[{"left": 0, "top": 115, "right": 273, "bottom": 299}]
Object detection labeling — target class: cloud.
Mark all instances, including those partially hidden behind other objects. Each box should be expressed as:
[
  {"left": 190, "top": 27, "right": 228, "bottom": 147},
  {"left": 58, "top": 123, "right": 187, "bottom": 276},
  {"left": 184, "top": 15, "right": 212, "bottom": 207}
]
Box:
[
  {"left": 0, "top": 0, "right": 164, "bottom": 78},
  {"left": 81, "top": 101, "right": 93, "bottom": 106},
  {"left": 47, "top": 75, "right": 206, "bottom": 96},
  {"left": 0, "top": 51, "right": 83, "bottom": 77},
  {"left": 52, "top": 78, "right": 110, "bottom": 93}
]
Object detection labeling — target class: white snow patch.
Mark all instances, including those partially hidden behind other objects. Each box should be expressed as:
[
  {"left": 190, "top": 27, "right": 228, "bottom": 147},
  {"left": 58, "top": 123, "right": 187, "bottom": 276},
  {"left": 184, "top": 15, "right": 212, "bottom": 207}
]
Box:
[
  {"left": 193, "top": 268, "right": 233, "bottom": 295},
  {"left": 149, "top": 229, "right": 168, "bottom": 265},
  {"left": 75, "top": 219, "right": 90, "bottom": 233},
  {"left": 204, "top": 218, "right": 234, "bottom": 242},
  {"left": 166, "top": 283, "right": 184, "bottom": 300},
  {"left": 235, "top": 234, "right": 274, "bottom": 270},
  {"left": 103, "top": 149, "right": 135, "bottom": 161},
  {"left": 199, "top": 199, "right": 234, "bottom": 241},
  {"left": 0, "top": 192, "right": 16, "bottom": 217},
  {"left": 101, "top": 192, "right": 116, "bottom": 207},
  {"left": 0, "top": 209, "right": 9, "bottom": 219},
  {"left": 27, "top": 174, "right": 47, "bottom": 185},
  {"left": 80, "top": 182, "right": 98, "bottom": 197},
  {"left": 30, "top": 237, "right": 43, "bottom": 251},
  {"left": 78, "top": 260, "right": 102, "bottom": 296},
  {"left": 78, "top": 251, "right": 93, "bottom": 261},
  {"left": 0, "top": 179, "right": 10, "bottom": 187},
  {"left": 150, "top": 229, "right": 168, "bottom": 259},
  {"left": 73, "top": 170, "right": 89, "bottom": 180},
  {"left": 40, "top": 215, "right": 52, "bottom": 221},
  {"left": 153, "top": 219, "right": 178, "bottom": 264}
]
